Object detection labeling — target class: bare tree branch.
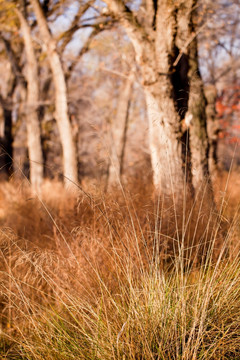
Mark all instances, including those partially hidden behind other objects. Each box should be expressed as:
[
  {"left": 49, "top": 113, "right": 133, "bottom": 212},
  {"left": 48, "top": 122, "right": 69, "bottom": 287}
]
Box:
[
  {"left": 66, "top": 25, "right": 107, "bottom": 80},
  {"left": 103, "top": 0, "right": 150, "bottom": 47},
  {"left": 142, "top": 0, "right": 157, "bottom": 29},
  {"left": 58, "top": 0, "right": 95, "bottom": 53},
  {"left": 0, "top": 34, "right": 26, "bottom": 87},
  {"left": 102, "top": 0, "right": 156, "bottom": 81}
]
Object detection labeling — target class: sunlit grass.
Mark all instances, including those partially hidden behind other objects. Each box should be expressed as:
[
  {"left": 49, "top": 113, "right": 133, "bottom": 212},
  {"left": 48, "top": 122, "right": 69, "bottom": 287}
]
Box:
[{"left": 0, "top": 174, "right": 240, "bottom": 359}]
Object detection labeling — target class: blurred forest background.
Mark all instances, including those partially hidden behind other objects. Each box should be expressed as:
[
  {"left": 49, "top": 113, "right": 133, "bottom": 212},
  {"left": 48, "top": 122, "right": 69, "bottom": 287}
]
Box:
[
  {"left": 0, "top": 0, "right": 239, "bottom": 192},
  {"left": 1, "top": 2, "right": 240, "bottom": 359}
]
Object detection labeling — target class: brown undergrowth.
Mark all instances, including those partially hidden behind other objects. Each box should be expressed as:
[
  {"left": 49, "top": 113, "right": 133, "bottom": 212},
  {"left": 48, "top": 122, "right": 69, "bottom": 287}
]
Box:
[{"left": 0, "top": 172, "right": 240, "bottom": 359}]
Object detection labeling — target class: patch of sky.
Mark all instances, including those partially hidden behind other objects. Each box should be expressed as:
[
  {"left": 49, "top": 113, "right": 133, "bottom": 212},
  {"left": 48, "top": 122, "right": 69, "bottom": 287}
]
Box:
[
  {"left": 65, "top": 1, "right": 99, "bottom": 56},
  {"left": 126, "top": 0, "right": 142, "bottom": 11},
  {"left": 49, "top": 2, "right": 79, "bottom": 35},
  {"left": 80, "top": 51, "right": 100, "bottom": 75},
  {"left": 65, "top": 27, "right": 93, "bottom": 56}
]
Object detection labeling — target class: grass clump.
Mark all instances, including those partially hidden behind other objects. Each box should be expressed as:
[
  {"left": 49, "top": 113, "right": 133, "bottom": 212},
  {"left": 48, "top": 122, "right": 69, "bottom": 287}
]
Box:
[
  {"left": 0, "top": 176, "right": 240, "bottom": 359},
  {"left": 11, "top": 260, "right": 240, "bottom": 359}
]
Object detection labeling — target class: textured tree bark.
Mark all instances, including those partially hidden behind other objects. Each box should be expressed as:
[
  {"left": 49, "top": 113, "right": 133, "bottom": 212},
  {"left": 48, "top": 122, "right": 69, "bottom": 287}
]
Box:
[
  {"left": 108, "top": 71, "right": 134, "bottom": 187},
  {"left": 16, "top": 8, "right": 44, "bottom": 191},
  {"left": 186, "top": 5, "right": 211, "bottom": 194},
  {"left": 144, "top": 83, "right": 184, "bottom": 195},
  {"left": 30, "top": 0, "right": 78, "bottom": 187},
  {"left": 174, "top": 0, "right": 213, "bottom": 200},
  {"left": 103, "top": 0, "right": 213, "bottom": 199},
  {"left": 205, "top": 85, "right": 219, "bottom": 178},
  {"left": 150, "top": 0, "right": 186, "bottom": 195},
  {"left": 187, "top": 62, "right": 210, "bottom": 192},
  {"left": 104, "top": 0, "right": 186, "bottom": 196}
]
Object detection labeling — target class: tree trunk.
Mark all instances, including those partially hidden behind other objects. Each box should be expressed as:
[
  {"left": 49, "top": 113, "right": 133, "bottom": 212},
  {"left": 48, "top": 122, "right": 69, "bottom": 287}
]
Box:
[
  {"left": 205, "top": 84, "right": 219, "bottom": 178},
  {"left": 103, "top": 0, "right": 213, "bottom": 199},
  {"left": 0, "top": 36, "right": 20, "bottom": 179},
  {"left": 187, "top": 27, "right": 211, "bottom": 194},
  {"left": 30, "top": 0, "right": 78, "bottom": 187},
  {"left": 174, "top": 0, "right": 213, "bottom": 197},
  {"left": 146, "top": 0, "right": 186, "bottom": 196},
  {"left": 107, "top": 71, "right": 134, "bottom": 187},
  {"left": 144, "top": 84, "right": 185, "bottom": 196},
  {"left": 16, "top": 8, "right": 44, "bottom": 191},
  {"left": 0, "top": 96, "right": 13, "bottom": 179},
  {"left": 0, "top": 35, "right": 30, "bottom": 179}
]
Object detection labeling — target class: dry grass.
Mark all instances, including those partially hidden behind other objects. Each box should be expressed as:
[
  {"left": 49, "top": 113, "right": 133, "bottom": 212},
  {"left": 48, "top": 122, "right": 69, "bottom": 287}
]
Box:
[{"left": 0, "top": 172, "right": 240, "bottom": 359}]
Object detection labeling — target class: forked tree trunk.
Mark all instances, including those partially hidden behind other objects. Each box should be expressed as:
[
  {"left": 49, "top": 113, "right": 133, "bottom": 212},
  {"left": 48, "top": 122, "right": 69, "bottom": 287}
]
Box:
[
  {"left": 108, "top": 72, "right": 134, "bottom": 187},
  {"left": 30, "top": 0, "right": 78, "bottom": 187},
  {"left": 102, "top": 0, "right": 213, "bottom": 199},
  {"left": 16, "top": 8, "right": 43, "bottom": 191}
]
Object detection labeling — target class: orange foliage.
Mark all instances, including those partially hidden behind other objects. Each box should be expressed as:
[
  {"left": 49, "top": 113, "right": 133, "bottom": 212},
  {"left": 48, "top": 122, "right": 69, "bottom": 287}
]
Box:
[{"left": 216, "top": 85, "right": 240, "bottom": 144}]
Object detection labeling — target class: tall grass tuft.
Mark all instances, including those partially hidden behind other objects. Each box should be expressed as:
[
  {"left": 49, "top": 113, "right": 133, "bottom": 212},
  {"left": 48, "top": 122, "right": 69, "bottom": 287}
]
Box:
[{"left": 0, "top": 175, "right": 240, "bottom": 359}]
